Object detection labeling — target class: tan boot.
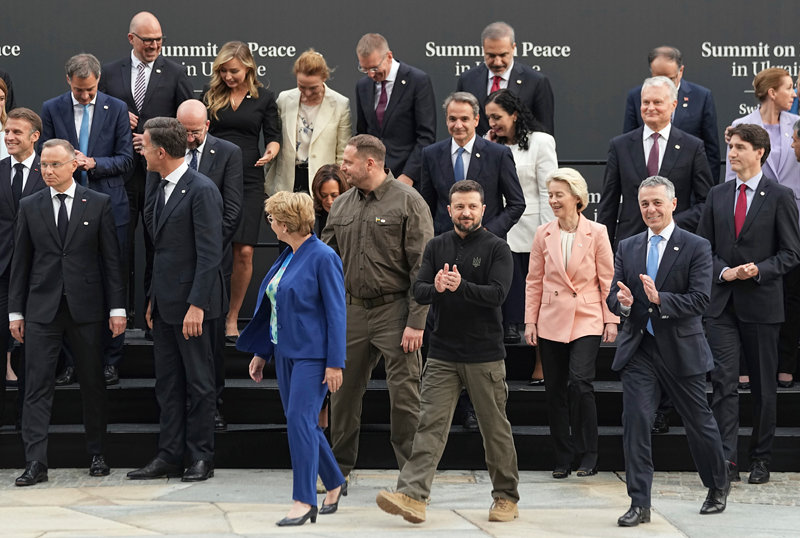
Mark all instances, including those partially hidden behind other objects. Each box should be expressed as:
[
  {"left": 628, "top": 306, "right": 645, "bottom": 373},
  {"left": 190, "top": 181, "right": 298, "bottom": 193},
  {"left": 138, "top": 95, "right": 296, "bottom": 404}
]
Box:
[
  {"left": 489, "top": 497, "right": 519, "bottom": 522},
  {"left": 375, "top": 490, "right": 426, "bottom": 523}
]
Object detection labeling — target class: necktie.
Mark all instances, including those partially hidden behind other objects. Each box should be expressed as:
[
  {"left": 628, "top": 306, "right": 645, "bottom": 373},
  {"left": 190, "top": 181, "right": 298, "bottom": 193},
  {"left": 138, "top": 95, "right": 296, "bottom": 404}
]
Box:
[
  {"left": 133, "top": 62, "right": 147, "bottom": 113},
  {"left": 646, "top": 234, "right": 662, "bottom": 335},
  {"left": 155, "top": 179, "right": 169, "bottom": 228},
  {"left": 189, "top": 149, "right": 198, "bottom": 171},
  {"left": 79, "top": 104, "right": 90, "bottom": 186},
  {"left": 454, "top": 147, "right": 466, "bottom": 181},
  {"left": 646, "top": 132, "right": 660, "bottom": 177},
  {"left": 56, "top": 193, "right": 69, "bottom": 245},
  {"left": 734, "top": 183, "right": 748, "bottom": 238},
  {"left": 376, "top": 81, "right": 388, "bottom": 128},
  {"left": 490, "top": 75, "right": 502, "bottom": 94},
  {"left": 11, "top": 163, "right": 23, "bottom": 209}
]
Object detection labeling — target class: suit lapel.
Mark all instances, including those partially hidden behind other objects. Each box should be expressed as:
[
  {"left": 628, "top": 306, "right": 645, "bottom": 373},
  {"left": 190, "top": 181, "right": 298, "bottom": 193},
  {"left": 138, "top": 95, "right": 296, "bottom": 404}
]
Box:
[
  {"left": 358, "top": 79, "right": 379, "bottom": 131},
  {"left": 659, "top": 129, "right": 682, "bottom": 178},
  {"left": 721, "top": 180, "right": 737, "bottom": 239},
  {"left": 0, "top": 160, "right": 14, "bottom": 214},
  {"left": 155, "top": 171, "right": 191, "bottom": 237},
  {"left": 673, "top": 84, "right": 690, "bottom": 125},
  {"left": 59, "top": 93, "right": 80, "bottom": 147},
  {"left": 565, "top": 217, "right": 592, "bottom": 282},
  {"left": 65, "top": 186, "right": 89, "bottom": 246},
  {"left": 655, "top": 228, "right": 684, "bottom": 288},
  {"left": 632, "top": 233, "right": 648, "bottom": 283},
  {"left": 544, "top": 225, "right": 570, "bottom": 286},
  {"left": 120, "top": 58, "right": 134, "bottom": 104},
  {"left": 199, "top": 137, "right": 216, "bottom": 176},
  {"left": 627, "top": 129, "right": 649, "bottom": 181},
  {"left": 38, "top": 190, "right": 61, "bottom": 246},
  {"left": 381, "top": 65, "right": 408, "bottom": 128},
  {"left": 738, "top": 178, "right": 769, "bottom": 239},
  {"left": 437, "top": 142, "right": 456, "bottom": 185},
  {"left": 88, "top": 94, "right": 110, "bottom": 155},
  {"left": 507, "top": 64, "right": 525, "bottom": 98},
  {"left": 141, "top": 56, "right": 165, "bottom": 112},
  {"left": 466, "top": 138, "right": 485, "bottom": 181},
  {"left": 775, "top": 114, "right": 795, "bottom": 179},
  {"left": 310, "top": 88, "right": 333, "bottom": 145},
  {"left": 21, "top": 157, "right": 43, "bottom": 196}
]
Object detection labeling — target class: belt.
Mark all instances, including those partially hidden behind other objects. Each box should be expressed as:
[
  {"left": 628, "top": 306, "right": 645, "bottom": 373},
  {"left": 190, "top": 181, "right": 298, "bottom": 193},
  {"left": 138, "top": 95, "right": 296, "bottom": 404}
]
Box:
[
  {"left": 295, "top": 162, "right": 309, "bottom": 169},
  {"left": 346, "top": 292, "right": 405, "bottom": 309}
]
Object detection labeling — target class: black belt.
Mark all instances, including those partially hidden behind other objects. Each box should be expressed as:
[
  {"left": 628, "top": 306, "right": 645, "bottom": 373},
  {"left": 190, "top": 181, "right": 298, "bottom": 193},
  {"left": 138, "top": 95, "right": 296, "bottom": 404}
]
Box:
[
  {"left": 295, "top": 162, "right": 309, "bottom": 169},
  {"left": 347, "top": 292, "right": 405, "bottom": 309}
]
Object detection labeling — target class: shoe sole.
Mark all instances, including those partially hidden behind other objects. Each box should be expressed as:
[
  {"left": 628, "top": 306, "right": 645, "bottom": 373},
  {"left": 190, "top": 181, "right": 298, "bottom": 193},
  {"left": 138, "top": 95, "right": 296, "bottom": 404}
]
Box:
[
  {"left": 376, "top": 492, "right": 425, "bottom": 523},
  {"left": 182, "top": 471, "right": 214, "bottom": 482},
  {"left": 15, "top": 476, "right": 48, "bottom": 487},
  {"left": 89, "top": 470, "right": 110, "bottom": 477}
]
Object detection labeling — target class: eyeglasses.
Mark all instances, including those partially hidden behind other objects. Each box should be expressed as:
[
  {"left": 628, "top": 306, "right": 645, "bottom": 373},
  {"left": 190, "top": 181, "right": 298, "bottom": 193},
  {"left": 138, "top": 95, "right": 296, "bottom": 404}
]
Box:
[
  {"left": 131, "top": 33, "right": 165, "bottom": 46},
  {"left": 41, "top": 159, "right": 76, "bottom": 169},
  {"left": 357, "top": 53, "right": 387, "bottom": 74},
  {"left": 266, "top": 214, "right": 274, "bottom": 223},
  {"left": 186, "top": 129, "right": 206, "bottom": 138}
]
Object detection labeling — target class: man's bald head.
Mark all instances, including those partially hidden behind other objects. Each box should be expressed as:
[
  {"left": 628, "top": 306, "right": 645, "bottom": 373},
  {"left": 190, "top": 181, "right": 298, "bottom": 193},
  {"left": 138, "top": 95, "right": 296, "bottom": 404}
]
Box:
[
  {"left": 128, "top": 11, "right": 163, "bottom": 63},
  {"left": 176, "top": 99, "right": 210, "bottom": 150}
]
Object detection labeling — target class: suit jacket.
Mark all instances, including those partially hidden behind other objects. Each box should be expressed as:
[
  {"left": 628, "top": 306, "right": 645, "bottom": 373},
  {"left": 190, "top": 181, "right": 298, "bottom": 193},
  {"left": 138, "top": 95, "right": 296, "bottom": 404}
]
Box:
[
  {"left": 236, "top": 234, "right": 346, "bottom": 368},
  {"left": 420, "top": 136, "right": 525, "bottom": 239},
  {"left": 525, "top": 216, "right": 619, "bottom": 343},
  {"left": 697, "top": 175, "right": 800, "bottom": 324},
  {"left": 0, "top": 155, "right": 46, "bottom": 277},
  {"left": 725, "top": 109, "right": 800, "bottom": 213},
  {"left": 607, "top": 225, "right": 714, "bottom": 376},
  {"left": 144, "top": 167, "right": 225, "bottom": 325},
  {"left": 355, "top": 61, "right": 436, "bottom": 183},
  {"left": 266, "top": 85, "right": 352, "bottom": 194},
  {"left": 457, "top": 62, "right": 555, "bottom": 136},
  {"left": 597, "top": 125, "right": 714, "bottom": 248},
  {"left": 9, "top": 184, "right": 124, "bottom": 324},
  {"left": 40, "top": 91, "right": 133, "bottom": 227},
  {"left": 197, "top": 134, "right": 243, "bottom": 246},
  {"left": 624, "top": 80, "right": 720, "bottom": 180}
]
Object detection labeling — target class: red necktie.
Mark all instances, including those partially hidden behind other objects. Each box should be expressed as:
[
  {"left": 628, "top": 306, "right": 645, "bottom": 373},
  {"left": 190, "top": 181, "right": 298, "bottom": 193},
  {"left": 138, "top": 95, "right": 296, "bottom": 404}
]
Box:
[
  {"left": 647, "top": 132, "right": 660, "bottom": 176},
  {"left": 490, "top": 76, "right": 502, "bottom": 94},
  {"left": 734, "top": 183, "right": 748, "bottom": 237},
  {"left": 376, "top": 81, "right": 388, "bottom": 128}
]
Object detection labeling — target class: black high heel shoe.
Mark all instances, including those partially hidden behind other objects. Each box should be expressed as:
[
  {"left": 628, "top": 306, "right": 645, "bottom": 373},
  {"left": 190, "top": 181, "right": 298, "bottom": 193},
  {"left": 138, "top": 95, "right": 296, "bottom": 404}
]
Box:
[
  {"left": 319, "top": 480, "right": 348, "bottom": 515},
  {"left": 576, "top": 465, "right": 598, "bottom": 477},
  {"left": 552, "top": 465, "right": 571, "bottom": 479},
  {"left": 276, "top": 505, "right": 317, "bottom": 526}
]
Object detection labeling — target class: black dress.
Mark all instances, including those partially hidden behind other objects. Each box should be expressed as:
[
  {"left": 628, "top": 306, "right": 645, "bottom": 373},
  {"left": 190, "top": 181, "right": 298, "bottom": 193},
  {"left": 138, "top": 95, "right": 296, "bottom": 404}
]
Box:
[{"left": 208, "top": 88, "right": 280, "bottom": 245}]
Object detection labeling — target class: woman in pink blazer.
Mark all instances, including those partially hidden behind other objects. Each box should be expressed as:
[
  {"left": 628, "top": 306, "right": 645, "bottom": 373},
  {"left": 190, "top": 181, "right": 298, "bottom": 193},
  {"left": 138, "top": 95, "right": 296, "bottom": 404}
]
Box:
[{"left": 524, "top": 168, "right": 619, "bottom": 478}]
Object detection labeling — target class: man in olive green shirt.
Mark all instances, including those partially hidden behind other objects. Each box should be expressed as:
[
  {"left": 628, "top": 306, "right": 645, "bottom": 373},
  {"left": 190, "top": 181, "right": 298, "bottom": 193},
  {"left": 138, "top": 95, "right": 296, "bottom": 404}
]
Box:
[{"left": 322, "top": 134, "right": 434, "bottom": 480}]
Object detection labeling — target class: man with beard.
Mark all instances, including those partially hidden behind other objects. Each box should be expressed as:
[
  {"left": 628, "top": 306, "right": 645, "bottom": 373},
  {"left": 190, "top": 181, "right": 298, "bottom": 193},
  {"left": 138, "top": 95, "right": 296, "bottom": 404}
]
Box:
[{"left": 375, "top": 180, "right": 519, "bottom": 524}]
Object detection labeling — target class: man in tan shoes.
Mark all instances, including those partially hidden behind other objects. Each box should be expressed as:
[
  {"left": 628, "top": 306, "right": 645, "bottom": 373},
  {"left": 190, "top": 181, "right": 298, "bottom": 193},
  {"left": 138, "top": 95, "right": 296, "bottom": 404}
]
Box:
[{"left": 375, "top": 181, "right": 520, "bottom": 523}]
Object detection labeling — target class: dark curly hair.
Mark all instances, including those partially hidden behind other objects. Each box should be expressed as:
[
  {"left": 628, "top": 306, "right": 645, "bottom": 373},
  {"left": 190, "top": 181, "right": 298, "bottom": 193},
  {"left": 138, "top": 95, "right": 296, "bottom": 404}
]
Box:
[{"left": 485, "top": 89, "right": 545, "bottom": 151}]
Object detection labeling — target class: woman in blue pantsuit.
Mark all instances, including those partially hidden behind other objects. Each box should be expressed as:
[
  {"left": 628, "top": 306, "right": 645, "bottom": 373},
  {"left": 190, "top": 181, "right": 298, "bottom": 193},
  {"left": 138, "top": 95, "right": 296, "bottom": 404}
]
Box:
[{"left": 237, "top": 191, "right": 346, "bottom": 527}]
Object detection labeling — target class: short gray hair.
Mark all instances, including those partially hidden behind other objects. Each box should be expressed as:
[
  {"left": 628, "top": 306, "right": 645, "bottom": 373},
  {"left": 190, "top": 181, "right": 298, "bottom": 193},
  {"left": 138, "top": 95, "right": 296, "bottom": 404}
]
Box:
[
  {"left": 481, "top": 22, "right": 514, "bottom": 44},
  {"left": 65, "top": 53, "right": 101, "bottom": 79},
  {"left": 356, "top": 33, "right": 389, "bottom": 57},
  {"left": 641, "top": 76, "right": 677, "bottom": 101},
  {"left": 443, "top": 91, "right": 479, "bottom": 117},
  {"left": 638, "top": 175, "right": 676, "bottom": 200},
  {"left": 42, "top": 138, "right": 76, "bottom": 159}
]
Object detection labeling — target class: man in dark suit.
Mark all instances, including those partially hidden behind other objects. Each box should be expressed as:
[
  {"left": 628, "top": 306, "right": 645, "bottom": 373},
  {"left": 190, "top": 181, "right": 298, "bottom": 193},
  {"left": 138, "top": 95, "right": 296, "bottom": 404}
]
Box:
[
  {"left": 355, "top": 33, "right": 436, "bottom": 188},
  {"left": 40, "top": 53, "right": 134, "bottom": 385},
  {"left": 697, "top": 124, "right": 800, "bottom": 485},
  {"left": 623, "top": 46, "right": 720, "bottom": 181},
  {"left": 457, "top": 21, "right": 554, "bottom": 136},
  {"left": 607, "top": 176, "right": 729, "bottom": 526},
  {"left": 421, "top": 92, "right": 524, "bottom": 240},
  {"left": 9, "top": 139, "right": 125, "bottom": 485},
  {"left": 599, "top": 76, "right": 714, "bottom": 250},
  {"left": 98, "top": 11, "right": 193, "bottom": 328},
  {"left": 0, "top": 108, "right": 46, "bottom": 426},
  {"left": 127, "top": 117, "right": 223, "bottom": 482},
  {"left": 176, "top": 99, "right": 242, "bottom": 430}
]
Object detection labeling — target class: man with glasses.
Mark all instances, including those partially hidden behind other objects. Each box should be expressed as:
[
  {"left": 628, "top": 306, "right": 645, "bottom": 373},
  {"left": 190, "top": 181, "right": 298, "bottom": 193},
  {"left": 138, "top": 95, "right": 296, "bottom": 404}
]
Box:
[
  {"left": 99, "top": 11, "right": 193, "bottom": 345},
  {"left": 355, "top": 33, "right": 436, "bottom": 189}
]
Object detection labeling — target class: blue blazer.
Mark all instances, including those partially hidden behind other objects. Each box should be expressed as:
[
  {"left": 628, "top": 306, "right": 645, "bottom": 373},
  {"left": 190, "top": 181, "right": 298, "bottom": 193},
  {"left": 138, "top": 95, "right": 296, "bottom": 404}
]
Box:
[
  {"left": 40, "top": 91, "right": 133, "bottom": 227},
  {"left": 607, "top": 225, "right": 715, "bottom": 377},
  {"left": 420, "top": 136, "right": 525, "bottom": 238},
  {"left": 624, "top": 80, "right": 720, "bottom": 180},
  {"left": 237, "top": 234, "right": 346, "bottom": 369}
]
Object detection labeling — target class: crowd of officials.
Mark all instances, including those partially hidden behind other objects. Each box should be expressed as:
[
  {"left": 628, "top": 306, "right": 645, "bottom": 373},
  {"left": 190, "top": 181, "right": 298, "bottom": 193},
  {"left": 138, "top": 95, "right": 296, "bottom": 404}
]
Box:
[{"left": 2, "top": 10, "right": 800, "bottom": 529}]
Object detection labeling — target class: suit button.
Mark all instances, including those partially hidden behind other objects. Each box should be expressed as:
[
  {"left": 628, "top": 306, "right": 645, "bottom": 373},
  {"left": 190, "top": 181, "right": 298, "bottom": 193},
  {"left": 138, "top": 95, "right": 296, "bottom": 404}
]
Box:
[{"left": 554, "top": 291, "right": 558, "bottom": 296}]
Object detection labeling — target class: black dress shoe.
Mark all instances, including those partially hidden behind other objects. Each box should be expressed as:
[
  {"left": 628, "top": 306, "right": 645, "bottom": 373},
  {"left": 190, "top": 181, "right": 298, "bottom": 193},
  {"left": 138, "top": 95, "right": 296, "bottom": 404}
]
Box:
[
  {"left": 104, "top": 365, "right": 119, "bottom": 386},
  {"left": 127, "top": 457, "right": 183, "bottom": 479},
  {"left": 726, "top": 460, "right": 741, "bottom": 483},
  {"left": 552, "top": 465, "right": 571, "bottom": 479},
  {"left": 700, "top": 485, "right": 729, "bottom": 514},
  {"left": 528, "top": 378, "right": 545, "bottom": 386},
  {"left": 182, "top": 459, "right": 214, "bottom": 482},
  {"left": 15, "top": 461, "right": 48, "bottom": 486},
  {"left": 319, "top": 480, "right": 347, "bottom": 515},
  {"left": 214, "top": 409, "right": 227, "bottom": 431},
  {"left": 778, "top": 379, "right": 795, "bottom": 388},
  {"left": 276, "top": 505, "right": 317, "bottom": 526},
  {"left": 576, "top": 465, "right": 598, "bottom": 477},
  {"left": 503, "top": 325, "right": 520, "bottom": 344},
  {"left": 617, "top": 506, "right": 650, "bottom": 527},
  {"left": 144, "top": 328, "right": 153, "bottom": 341},
  {"left": 748, "top": 459, "right": 770, "bottom": 484},
  {"left": 737, "top": 381, "right": 751, "bottom": 391},
  {"left": 225, "top": 334, "right": 239, "bottom": 344},
  {"left": 651, "top": 412, "right": 669, "bottom": 434},
  {"left": 55, "top": 366, "right": 75, "bottom": 386},
  {"left": 462, "top": 409, "right": 479, "bottom": 431},
  {"left": 89, "top": 454, "right": 110, "bottom": 476}
]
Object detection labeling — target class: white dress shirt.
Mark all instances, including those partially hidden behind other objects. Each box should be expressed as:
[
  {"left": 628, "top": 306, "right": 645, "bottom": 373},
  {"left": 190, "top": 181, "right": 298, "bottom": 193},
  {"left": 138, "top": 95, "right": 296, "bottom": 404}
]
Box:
[
  {"left": 162, "top": 161, "right": 189, "bottom": 203},
  {"left": 642, "top": 123, "right": 672, "bottom": 173},
  {"left": 450, "top": 135, "right": 476, "bottom": 174},
  {"left": 373, "top": 58, "right": 400, "bottom": 109},
  {"left": 485, "top": 60, "right": 514, "bottom": 95},
  {"left": 71, "top": 93, "right": 97, "bottom": 141},
  {"left": 130, "top": 50, "right": 154, "bottom": 98},
  {"left": 9, "top": 151, "right": 36, "bottom": 191}
]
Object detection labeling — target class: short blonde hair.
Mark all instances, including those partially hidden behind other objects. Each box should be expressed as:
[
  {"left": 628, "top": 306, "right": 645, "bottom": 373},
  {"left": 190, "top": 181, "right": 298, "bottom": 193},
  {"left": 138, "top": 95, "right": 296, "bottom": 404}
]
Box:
[
  {"left": 264, "top": 191, "right": 315, "bottom": 235},
  {"left": 546, "top": 168, "right": 589, "bottom": 212},
  {"left": 293, "top": 48, "right": 331, "bottom": 80}
]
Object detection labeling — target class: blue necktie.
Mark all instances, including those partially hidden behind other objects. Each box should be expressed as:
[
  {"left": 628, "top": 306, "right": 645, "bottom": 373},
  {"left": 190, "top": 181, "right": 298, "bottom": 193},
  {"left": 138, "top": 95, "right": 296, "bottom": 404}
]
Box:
[
  {"left": 454, "top": 147, "right": 465, "bottom": 181},
  {"left": 646, "top": 234, "right": 662, "bottom": 335},
  {"left": 189, "top": 149, "right": 198, "bottom": 170},
  {"left": 79, "top": 104, "right": 90, "bottom": 186}
]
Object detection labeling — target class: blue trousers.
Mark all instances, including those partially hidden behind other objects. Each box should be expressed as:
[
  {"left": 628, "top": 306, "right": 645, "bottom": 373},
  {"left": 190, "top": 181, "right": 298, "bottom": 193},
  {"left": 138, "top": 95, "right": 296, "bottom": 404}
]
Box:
[{"left": 275, "top": 350, "right": 345, "bottom": 505}]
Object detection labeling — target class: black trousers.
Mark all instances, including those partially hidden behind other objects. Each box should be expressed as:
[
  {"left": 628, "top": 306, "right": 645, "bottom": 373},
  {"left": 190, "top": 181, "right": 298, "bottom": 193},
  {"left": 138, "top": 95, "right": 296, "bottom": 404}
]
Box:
[
  {"left": 538, "top": 335, "right": 600, "bottom": 468},
  {"left": 0, "top": 273, "right": 9, "bottom": 424},
  {"left": 778, "top": 265, "right": 800, "bottom": 376},
  {"left": 126, "top": 162, "right": 154, "bottom": 324}
]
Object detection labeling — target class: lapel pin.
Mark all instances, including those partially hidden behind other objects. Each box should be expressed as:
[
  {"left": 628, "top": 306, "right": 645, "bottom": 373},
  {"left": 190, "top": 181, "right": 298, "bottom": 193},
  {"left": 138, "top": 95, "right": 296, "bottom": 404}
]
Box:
[
  {"left": 684, "top": 96, "right": 689, "bottom": 101},
  {"left": 516, "top": 79, "right": 522, "bottom": 84},
  {"left": 682, "top": 103, "right": 688, "bottom": 107},
  {"left": 475, "top": 153, "right": 480, "bottom": 158},
  {"left": 181, "top": 189, "right": 186, "bottom": 194},
  {"left": 246, "top": 94, "right": 251, "bottom": 99},
  {"left": 103, "top": 105, "right": 109, "bottom": 110},
  {"left": 210, "top": 149, "right": 215, "bottom": 154},
  {"left": 156, "top": 68, "right": 162, "bottom": 74},
  {"left": 81, "top": 198, "right": 87, "bottom": 202},
  {"left": 401, "top": 79, "right": 406, "bottom": 85},
  {"left": 760, "top": 191, "right": 765, "bottom": 196},
  {"left": 83, "top": 221, "right": 89, "bottom": 225},
  {"left": 674, "top": 145, "right": 680, "bottom": 149},
  {"left": 673, "top": 246, "right": 679, "bottom": 251}
]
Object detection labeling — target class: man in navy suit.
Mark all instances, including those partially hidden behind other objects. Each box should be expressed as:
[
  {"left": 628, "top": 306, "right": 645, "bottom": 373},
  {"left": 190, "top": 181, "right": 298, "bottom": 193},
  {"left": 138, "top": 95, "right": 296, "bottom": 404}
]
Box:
[
  {"left": 420, "top": 92, "right": 524, "bottom": 240},
  {"left": 0, "top": 108, "right": 46, "bottom": 426},
  {"left": 623, "top": 46, "right": 720, "bottom": 181},
  {"left": 10, "top": 139, "right": 125, "bottom": 485},
  {"left": 99, "top": 11, "right": 193, "bottom": 327},
  {"left": 355, "top": 33, "right": 436, "bottom": 188},
  {"left": 127, "top": 117, "right": 223, "bottom": 482},
  {"left": 697, "top": 124, "right": 800, "bottom": 485},
  {"left": 176, "top": 99, "right": 242, "bottom": 430},
  {"left": 599, "top": 76, "right": 714, "bottom": 249},
  {"left": 457, "top": 22, "right": 554, "bottom": 136},
  {"left": 607, "top": 176, "right": 729, "bottom": 526}
]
